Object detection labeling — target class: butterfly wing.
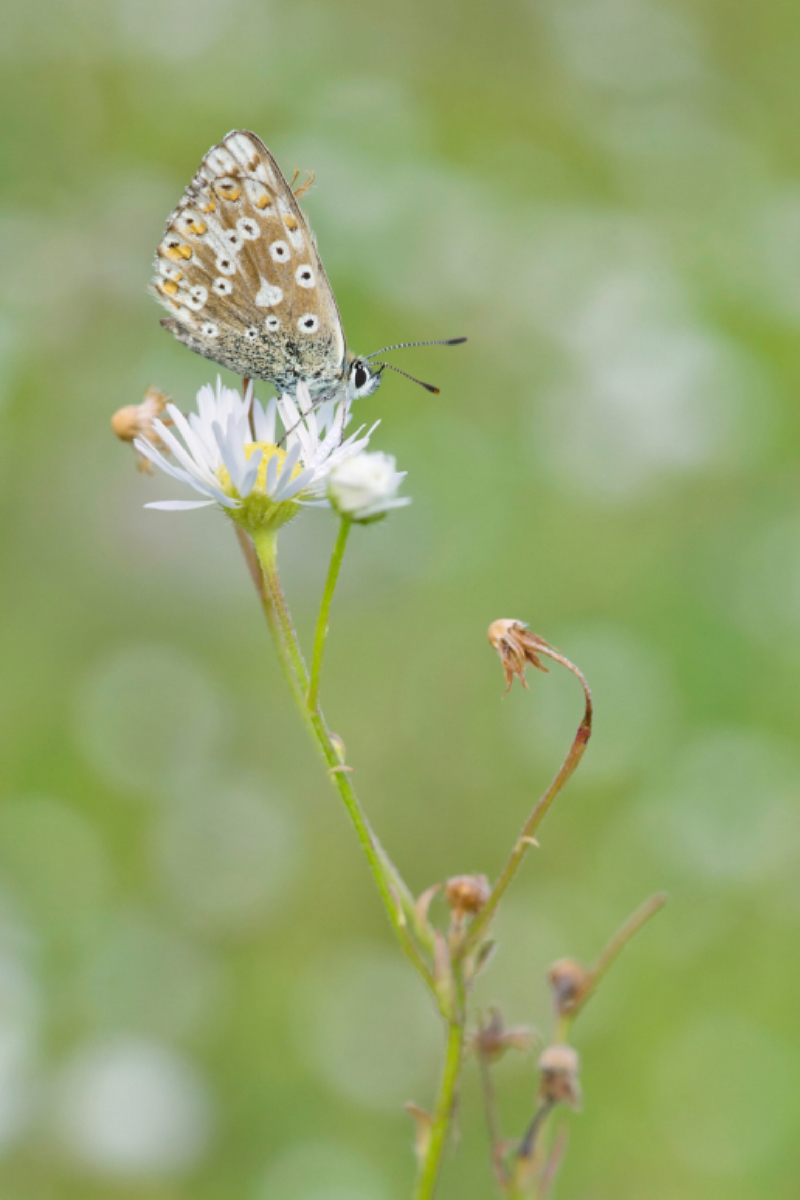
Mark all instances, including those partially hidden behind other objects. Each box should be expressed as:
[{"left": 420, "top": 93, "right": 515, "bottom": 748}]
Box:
[{"left": 151, "top": 131, "right": 348, "bottom": 396}]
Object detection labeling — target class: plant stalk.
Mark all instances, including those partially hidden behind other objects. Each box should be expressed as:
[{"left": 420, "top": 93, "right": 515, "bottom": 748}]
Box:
[
  {"left": 412, "top": 1016, "right": 464, "bottom": 1200},
  {"left": 246, "top": 525, "right": 429, "bottom": 982},
  {"left": 464, "top": 646, "right": 592, "bottom": 953},
  {"left": 308, "top": 517, "right": 351, "bottom": 710}
]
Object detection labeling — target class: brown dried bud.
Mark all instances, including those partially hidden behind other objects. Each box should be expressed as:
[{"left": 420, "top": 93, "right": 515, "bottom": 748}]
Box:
[
  {"left": 548, "top": 958, "right": 591, "bottom": 1015},
  {"left": 471, "top": 1008, "right": 536, "bottom": 1062},
  {"left": 111, "top": 386, "right": 172, "bottom": 473},
  {"left": 487, "top": 620, "right": 549, "bottom": 693},
  {"left": 445, "top": 874, "right": 490, "bottom": 920},
  {"left": 538, "top": 1044, "right": 581, "bottom": 1110}
]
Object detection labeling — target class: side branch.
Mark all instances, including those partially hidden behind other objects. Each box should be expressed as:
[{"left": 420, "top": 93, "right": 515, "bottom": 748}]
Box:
[{"left": 572, "top": 891, "right": 667, "bottom": 1021}]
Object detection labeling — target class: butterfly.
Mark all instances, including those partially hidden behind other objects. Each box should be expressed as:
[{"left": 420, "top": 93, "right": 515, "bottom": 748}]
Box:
[{"left": 150, "top": 130, "right": 464, "bottom": 403}]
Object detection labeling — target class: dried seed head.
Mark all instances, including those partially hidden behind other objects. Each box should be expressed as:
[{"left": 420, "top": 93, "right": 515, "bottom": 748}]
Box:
[
  {"left": 487, "top": 619, "right": 549, "bottom": 693},
  {"left": 548, "top": 958, "right": 591, "bottom": 1015},
  {"left": 445, "top": 873, "right": 491, "bottom": 919},
  {"left": 111, "top": 386, "right": 172, "bottom": 473},
  {"left": 471, "top": 1007, "right": 536, "bottom": 1062},
  {"left": 538, "top": 1044, "right": 582, "bottom": 1110}
]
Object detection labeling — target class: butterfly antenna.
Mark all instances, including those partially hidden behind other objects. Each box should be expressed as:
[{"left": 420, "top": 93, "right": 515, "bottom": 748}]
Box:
[
  {"left": 365, "top": 337, "right": 467, "bottom": 360},
  {"left": 374, "top": 362, "right": 441, "bottom": 394}
]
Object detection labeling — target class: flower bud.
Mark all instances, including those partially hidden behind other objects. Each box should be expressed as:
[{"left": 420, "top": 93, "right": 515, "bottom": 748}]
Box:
[
  {"left": 111, "top": 386, "right": 172, "bottom": 473},
  {"left": 445, "top": 874, "right": 490, "bottom": 920},
  {"left": 487, "top": 620, "right": 549, "bottom": 693},
  {"left": 548, "top": 958, "right": 590, "bottom": 1015},
  {"left": 327, "top": 450, "right": 410, "bottom": 522},
  {"left": 538, "top": 1044, "right": 581, "bottom": 1110},
  {"left": 471, "top": 1007, "right": 536, "bottom": 1061}
]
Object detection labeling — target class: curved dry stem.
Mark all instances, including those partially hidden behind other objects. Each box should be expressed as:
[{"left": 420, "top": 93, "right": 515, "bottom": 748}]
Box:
[{"left": 464, "top": 643, "right": 592, "bottom": 953}]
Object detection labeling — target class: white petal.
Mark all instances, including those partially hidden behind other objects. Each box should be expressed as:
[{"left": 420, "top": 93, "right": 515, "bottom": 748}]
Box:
[
  {"left": 295, "top": 381, "right": 313, "bottom": 416},
  {"left": 354, "top": 496, "right": 412, "bottom": 519},
  {"left": 152, "top": 419, "right": 218, "bottom": 488},
  {"left": 134, "top": 437, "right": 206, "bottom": 488},
  {"left": 212, "top": 419, "right": 247, "bottom": 491},
  {"left": 237, "top": 447, "right": 263, "bottom": 498},
  {"left": 253, "top": 398, "right": 277, "bottom": 444},
  {"left": 144, "top": 499, "right": 218, "bottom": 510},
  {"left": 277, "top": 441, "right": 302, "bottom": 488},
  {"left": 265, "top": 451, "right": 279, "bottom": 497},
  {"left": 274, "top": 466, "right": 315, "bottom": 502},
  {"left": 166, "top": 404, "right": 217, "bottom": 478},
  {"left": 277, "top": 392, "right": 300, "bottom": 438}
]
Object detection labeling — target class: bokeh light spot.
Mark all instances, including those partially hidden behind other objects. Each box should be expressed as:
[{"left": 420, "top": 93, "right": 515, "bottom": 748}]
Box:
[
  {"left": 76, "top": 644, "right": 229, "bottom": 798},
  {"left": 545, "top": 0, "right": 701, "bottom": 94},
  {"left": 296, "top": 946, "right": 440, "bottom": 1111},
  {"left": 152, "top": 780, "right": 300, "bottom": 935},
  {"left": 256, "top": 1139, "right": 389, "bottom": 1200},
  {"left": 639, "top": 729, "right": 800, "bottom": 882},
  {"left": 80, "top": 909, "right": 225, "bottom": 1039},
  {"left": 54, "top": 1036, "right": 214, "bottom": 1174}
]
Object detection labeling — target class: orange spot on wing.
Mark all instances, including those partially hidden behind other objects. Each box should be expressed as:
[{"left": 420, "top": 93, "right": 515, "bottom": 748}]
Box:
[
  {"left": 165, "top": 243, "right": 192, "bottom": 261},
  {"left": 160, "top": 280, "right": 179, "bottom": 296},
  {"left": 283, "top": 214, "right": 299, "bottom": 232},
  {"left": 215, "top": 180, "right": 241, "bottom": 201}
]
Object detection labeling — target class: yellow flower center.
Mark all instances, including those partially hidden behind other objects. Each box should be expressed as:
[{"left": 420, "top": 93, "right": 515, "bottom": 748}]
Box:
[
  {"left": 216, "top": 441, "right": 302, "bottom": 498},
  {"left": 216, "top": 442, "right": 307, "bottom": 535}
]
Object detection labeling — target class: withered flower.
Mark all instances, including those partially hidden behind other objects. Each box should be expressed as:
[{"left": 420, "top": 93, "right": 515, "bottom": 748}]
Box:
[
  {"left": 445, "top": 873, "right": 490, "bottom": 921},
  {"left": 548, "top": 957, "right": 591, "bottom": 1016},
  {"left": 471, "top": 1007, "right": 536, "bottom": 1062},
  {"left": 487, "top": 619, "right": 550, "bottom": 693},
  {"left": 111, "top": 386, "right": 172, "bottom": 474},
  {"left": 538, "top": 1044, "right": 581, "bottom": 1110}
]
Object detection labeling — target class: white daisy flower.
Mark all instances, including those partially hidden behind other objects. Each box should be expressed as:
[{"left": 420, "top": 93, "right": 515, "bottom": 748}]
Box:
[
  {"left": 327, "top": 451, "right": 411, "bottom": 522},
  {"left": 134, "top": 378, "right": 377, "bottom": 534}
]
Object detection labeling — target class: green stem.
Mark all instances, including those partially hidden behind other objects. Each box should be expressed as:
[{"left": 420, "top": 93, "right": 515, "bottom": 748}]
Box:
[
  {"left": 571, "top": 891, "right": 668, "bottom": 1024},
  {"left": 464, "top": 646, "right": 592, "bottom": 954},
  {"left": 253, "top": 528, "right": 309, "bottom": 691},
  {"left": 308, "top": 518, "right": 351, "bottom": 710},
  {"left": 234, "top": 527, "right": 305, "bottom": 707},
  {"left": 412, "top": 1017, "right": 464, "bottom": 1200},
  {"left": 247, "top": 524, "right": 430, "bottom": 986}
]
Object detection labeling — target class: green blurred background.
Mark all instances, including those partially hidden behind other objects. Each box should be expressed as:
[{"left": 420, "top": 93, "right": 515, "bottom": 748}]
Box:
[{"left": 1, "top": 0, "right": 799, "bottom": 1196}]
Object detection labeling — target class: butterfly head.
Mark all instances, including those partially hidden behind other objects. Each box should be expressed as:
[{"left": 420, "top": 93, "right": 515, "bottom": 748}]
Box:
[{"left": 346, "top": 356, "right": 384, "bottom": 402}]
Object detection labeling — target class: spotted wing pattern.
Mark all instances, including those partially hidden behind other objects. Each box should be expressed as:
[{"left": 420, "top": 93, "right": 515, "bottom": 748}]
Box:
[{"left": 150, "top": 131, "right": 348, "bottom": 397}]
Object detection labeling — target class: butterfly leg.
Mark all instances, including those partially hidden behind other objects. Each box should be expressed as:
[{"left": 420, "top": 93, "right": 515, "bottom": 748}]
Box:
[{"left": 291, "top": 168, "right": 316, "bottom": 199}]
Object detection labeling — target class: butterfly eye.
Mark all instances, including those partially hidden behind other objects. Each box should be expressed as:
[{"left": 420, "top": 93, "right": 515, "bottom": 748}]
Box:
[{"left": 354, "top": 365, "right": 368, "bottom": 390}]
